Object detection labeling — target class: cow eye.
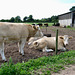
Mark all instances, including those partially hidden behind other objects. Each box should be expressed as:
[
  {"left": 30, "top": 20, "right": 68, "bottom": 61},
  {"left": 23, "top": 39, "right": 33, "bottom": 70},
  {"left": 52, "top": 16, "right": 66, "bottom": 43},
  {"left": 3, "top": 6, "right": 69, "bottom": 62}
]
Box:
[{"left": 34, "top": 42, "right": 38, "bottom": 45}]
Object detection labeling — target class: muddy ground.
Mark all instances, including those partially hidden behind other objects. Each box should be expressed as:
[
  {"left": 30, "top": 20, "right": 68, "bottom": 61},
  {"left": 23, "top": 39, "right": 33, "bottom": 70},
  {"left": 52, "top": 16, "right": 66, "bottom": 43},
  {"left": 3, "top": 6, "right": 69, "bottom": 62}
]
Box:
[{"left": 0, "top": 26, "right": 75, "bottom": 65}]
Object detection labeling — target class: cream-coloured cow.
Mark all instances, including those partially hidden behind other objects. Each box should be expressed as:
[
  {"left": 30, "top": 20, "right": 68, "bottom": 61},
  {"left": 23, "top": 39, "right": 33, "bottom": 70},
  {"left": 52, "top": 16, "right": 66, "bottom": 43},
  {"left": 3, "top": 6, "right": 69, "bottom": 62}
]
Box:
[
  {"left": 29, "top": 35, "right": 72, "bottom": 52},
  {"left": 28, "top": 37, "right": 41, "bottom": 45},
  {"left": 0, "top": 22, "right": 43, "bottom": 61}
]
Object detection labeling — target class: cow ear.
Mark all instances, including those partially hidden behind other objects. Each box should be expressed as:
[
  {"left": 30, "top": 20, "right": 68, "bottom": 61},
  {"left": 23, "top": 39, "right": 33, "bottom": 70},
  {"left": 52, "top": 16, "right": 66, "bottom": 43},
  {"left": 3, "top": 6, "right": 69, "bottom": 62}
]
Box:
[
  {"left": 32, "top": 25, "right": 36, "bottom": 29},
  {"left": 34, "top": 42, "right": 39, "bottom": 46},
  {"left": 32, "top": 25, "right": 39, "bottom": 30},
  {"left": 59, "top": 36, "right": 63, "bottom": 39},
  {"left": 35, "top": 25, "right": 39, "bottom": 30},
  {"left": 69, "top": 36, "right": 73, "bottom": 39}
]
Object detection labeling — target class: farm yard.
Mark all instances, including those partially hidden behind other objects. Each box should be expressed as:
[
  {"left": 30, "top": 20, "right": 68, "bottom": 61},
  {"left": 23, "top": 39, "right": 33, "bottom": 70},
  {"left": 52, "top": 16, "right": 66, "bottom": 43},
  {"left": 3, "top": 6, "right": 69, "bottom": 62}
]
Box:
[
  {"left": 0, "top": 24, "right": 75, "bottom": 65},
  {"left": 0, "top": 1, "right": 75, "bottom": 74}
]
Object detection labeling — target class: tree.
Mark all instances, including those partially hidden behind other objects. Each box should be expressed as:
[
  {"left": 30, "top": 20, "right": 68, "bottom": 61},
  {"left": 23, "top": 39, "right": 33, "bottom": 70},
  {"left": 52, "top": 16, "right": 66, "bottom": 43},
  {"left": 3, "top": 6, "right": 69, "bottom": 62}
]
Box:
[
  {"left": 23, "top": 16, "right": 28, "bottom": 22},
  {"left": 70, "top": 6, "right": 75, "bottom": 12},
  {"left": 0, "top": 19, "right": 9, "bottom": 22},
  {"left": 47, "top": 18, "right": 51, "bottom": 22},
  {"left": 14, "top": 16, "right": 22, "bottom": 22},
  {"left": 27, "top": 15, "right": 34, "bottom": 22},
  {"left": 10, "top": 17, "right": 15, "bottom": 22},
  {"left": 0, "top": 19, "right": 6, "bottom": 22},
  {"left": 51, "top": 15, "right": 58, "bottom": 23}
]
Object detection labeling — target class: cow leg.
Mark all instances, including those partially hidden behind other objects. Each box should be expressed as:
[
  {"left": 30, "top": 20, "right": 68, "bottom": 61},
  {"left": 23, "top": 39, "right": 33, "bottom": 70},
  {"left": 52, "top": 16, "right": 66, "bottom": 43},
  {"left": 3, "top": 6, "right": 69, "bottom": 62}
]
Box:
[
  {"left": 42, "top": 46, "right": 47, "bottom": 52},
  {"left": 18, "top": 38, "right": 26, "bottom": 55},
  {"left": 46, "top": 49, "right": 54, "bottom": 52},
  {"left": 61, "top": 47, "right": 66, "bottom": 51},
  {"left": 58, "top": 47, "right": 66, "bottom": 51},
  {"left": 18, "top": 42, "right": 21, "bottom": 53},
  {"left": 0, "top": 42, "right": 6, "bottom": 61}
]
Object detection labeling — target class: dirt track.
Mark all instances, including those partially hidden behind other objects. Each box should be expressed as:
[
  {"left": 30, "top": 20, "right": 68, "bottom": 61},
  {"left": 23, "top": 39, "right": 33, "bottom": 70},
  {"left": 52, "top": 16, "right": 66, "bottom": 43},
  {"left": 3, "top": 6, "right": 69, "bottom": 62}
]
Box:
[
  {"left": 0, "top": 26, "right": 75, "bottom": 65},
  {"left": 52, "top": 65, "right": 75, "bottom": 75}
]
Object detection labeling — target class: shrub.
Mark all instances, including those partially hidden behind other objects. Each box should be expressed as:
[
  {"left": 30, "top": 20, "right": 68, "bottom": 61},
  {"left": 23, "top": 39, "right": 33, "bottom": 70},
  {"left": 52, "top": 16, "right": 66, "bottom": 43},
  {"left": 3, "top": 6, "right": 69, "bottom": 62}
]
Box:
[{"left": 67, "top": 25, "right": 71, "bottom": 28}]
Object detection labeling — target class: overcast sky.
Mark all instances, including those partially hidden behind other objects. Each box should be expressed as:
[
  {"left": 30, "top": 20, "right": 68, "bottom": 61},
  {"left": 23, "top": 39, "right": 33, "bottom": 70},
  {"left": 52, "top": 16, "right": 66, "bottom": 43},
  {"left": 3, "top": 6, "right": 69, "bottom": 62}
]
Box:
[{"left": 0, "top": 0, "right": 75, "bottom": 20}]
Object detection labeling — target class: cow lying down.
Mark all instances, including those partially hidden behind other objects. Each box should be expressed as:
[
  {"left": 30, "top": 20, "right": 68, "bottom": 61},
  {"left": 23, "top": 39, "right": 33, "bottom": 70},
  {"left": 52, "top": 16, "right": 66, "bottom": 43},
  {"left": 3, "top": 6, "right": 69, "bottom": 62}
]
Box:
[
  {"left": 29, "top": 35, "right": 72, "bottom": 52},
  {"left": 0, "top": 22, "right": 43, "bottom": 61},
  {"left": 28, "top": 37, "right": 41, "bottom": 45}
]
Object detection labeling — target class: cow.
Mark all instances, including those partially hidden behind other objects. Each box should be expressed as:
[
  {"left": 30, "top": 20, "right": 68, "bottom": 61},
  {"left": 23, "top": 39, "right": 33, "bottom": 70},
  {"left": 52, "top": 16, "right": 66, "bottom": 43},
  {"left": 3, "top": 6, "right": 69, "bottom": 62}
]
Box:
[
  {"left": 28, "top": 37, "right": 41, "bottom": 45},
  {"left": 44, "top": 23, "right": 48, "bottom": 27},
  {"left": 29, "top": 35, "right": 72, "bottom": 52},
  {"left": 32, "top": 23, "right": 43, "bottom": 27},
  {"left": 37, "top": 23, "right": 43, "bottom": 26},
  {"left": 53, "top": 23, "right": 60, "bottom": 26},
  {"left": 44, "top": 34, "right": 51, "bottom": 37},
  {"left": 28, "top": 34, "right": 51, "bottom": 45},
  {"left": 32, "top": 23, "right": 36, "bottom": 25},
  {"left": 0, "top": 22, "right": 43, "bottom": 61}
]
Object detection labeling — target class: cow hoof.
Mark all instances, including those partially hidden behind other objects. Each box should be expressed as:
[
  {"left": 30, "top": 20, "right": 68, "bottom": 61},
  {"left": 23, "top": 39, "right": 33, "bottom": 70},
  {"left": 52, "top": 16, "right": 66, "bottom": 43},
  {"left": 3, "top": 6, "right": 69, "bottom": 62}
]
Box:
[
  {"left": 2, "top": 60, "right": 7, "bottom": 62},
  {"left": 22, "top": 54, "right": 24, "bottom": 56},
  {"left": 22, "top": 53, "right": 24, "bottom": 56},
  {"left": 61, "top": 49, "right": 66, "bottom": 52},
  {"left": 19, "top": 53, "right": 24, "bottom": 56}
]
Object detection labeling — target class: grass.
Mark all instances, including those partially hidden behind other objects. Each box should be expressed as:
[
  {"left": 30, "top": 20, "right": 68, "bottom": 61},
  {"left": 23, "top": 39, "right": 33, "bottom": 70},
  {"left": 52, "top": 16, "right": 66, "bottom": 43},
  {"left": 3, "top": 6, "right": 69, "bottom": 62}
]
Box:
[
  {"left": 0, "top": 50, "right": 75, "bottom": 75},
  {"left": 25, "top": 22, "right": 53, "bottom": 26},
  {"left": 25, "top": 22, "right": 75, "bottom": 31},
  {"left": 66, "top": 25, "right": 75, "bottom": 30},
  {"left": 68, "top": 27, "right": 75, "bottom": 30}
]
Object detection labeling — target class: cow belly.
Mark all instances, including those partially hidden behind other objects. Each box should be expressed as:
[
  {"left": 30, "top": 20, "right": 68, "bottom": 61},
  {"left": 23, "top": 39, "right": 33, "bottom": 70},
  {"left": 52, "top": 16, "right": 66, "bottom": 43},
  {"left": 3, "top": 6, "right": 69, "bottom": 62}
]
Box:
[
  {"left": 47, "top": 42, "right": 55, "bottom": 49},
  {"left": 4, "top": 37, "right": 20, "bottom": 41}
]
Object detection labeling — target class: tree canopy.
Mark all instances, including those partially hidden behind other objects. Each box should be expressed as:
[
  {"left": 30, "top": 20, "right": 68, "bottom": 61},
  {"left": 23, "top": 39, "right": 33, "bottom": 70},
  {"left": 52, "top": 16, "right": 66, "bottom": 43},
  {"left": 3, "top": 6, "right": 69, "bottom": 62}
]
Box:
[
  {"left": 70, "top": 6, "right": 75, "bottom": 12},
  {"left": 0, "top": 15, "right": 58, "bottom": 23}
]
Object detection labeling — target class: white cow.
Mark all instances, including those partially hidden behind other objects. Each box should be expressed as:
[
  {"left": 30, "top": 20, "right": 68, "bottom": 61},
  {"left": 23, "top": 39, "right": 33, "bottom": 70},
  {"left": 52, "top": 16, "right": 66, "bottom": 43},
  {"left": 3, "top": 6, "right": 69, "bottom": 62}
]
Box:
[
  {"left": 0, "top": 22, "right": 43, "bottom": 61},
  {"left": 29, "top": 35, "right": 72, "bottom": 52}
]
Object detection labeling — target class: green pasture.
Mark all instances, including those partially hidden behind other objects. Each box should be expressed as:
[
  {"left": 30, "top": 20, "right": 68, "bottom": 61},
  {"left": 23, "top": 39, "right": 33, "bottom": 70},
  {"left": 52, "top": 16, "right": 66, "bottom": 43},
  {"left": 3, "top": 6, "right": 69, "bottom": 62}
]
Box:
[
  {"left": 25, "top": 22, "right": 75, "bottom": 30},
  {"left": 25, "top": 22, "right": 53, "bottom": 26}
]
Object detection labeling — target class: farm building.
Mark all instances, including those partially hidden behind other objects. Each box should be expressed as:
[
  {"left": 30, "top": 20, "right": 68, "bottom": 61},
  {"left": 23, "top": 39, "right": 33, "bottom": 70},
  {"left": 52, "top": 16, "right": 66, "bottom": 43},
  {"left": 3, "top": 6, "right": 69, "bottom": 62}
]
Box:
[{"left": 59, "top": 11, "right": 75, "bottom": 27}]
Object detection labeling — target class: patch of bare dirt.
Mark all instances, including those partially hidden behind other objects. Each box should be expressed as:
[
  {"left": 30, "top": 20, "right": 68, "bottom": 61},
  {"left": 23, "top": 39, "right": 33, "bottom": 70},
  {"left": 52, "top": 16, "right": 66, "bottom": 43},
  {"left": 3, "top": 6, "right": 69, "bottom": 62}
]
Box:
[{"left": 52, "top": 65, "right": 75, "bottom": 75}]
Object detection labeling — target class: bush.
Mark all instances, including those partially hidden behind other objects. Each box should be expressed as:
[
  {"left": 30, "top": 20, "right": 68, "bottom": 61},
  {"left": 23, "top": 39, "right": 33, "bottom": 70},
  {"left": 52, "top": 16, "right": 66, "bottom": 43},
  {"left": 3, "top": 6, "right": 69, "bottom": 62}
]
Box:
[{"left": 67, "top": 25, "right": 71, "bottom": 28}]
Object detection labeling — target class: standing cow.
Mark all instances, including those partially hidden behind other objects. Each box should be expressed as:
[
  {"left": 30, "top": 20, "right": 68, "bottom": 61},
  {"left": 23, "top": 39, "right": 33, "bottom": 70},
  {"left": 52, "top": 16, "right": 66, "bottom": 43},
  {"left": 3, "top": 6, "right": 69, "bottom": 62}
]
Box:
[
  {"left": 0, "top": 22, "right": 43, "bottom": 61},
  {"left": 29, "top": 35, "right": 72, "bottom": 52}
]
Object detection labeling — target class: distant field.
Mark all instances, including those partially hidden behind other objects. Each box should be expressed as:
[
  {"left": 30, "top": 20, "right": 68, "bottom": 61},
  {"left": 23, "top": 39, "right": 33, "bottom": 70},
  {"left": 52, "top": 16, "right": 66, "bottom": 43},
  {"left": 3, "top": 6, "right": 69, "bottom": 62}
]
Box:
[{"left": 25, "top": 22, "right": 53, "bottom": 26}]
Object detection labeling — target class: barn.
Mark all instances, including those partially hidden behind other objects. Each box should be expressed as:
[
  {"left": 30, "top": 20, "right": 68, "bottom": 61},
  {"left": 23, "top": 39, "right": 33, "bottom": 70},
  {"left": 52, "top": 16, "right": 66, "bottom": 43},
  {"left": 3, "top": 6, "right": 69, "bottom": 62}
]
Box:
[{"left": 59, "top": 11, "right": 75, "bottom": 27}]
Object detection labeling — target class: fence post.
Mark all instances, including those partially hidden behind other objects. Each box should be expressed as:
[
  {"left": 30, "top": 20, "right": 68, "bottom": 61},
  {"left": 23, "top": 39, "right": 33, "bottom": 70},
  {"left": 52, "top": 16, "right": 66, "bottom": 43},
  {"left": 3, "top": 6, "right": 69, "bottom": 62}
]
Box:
[
  {"left": 46, "top": 27, "right": 47, "bottom": 33},
  {"left": 55, "top": 29, "right": 58, "bottom": 55}
]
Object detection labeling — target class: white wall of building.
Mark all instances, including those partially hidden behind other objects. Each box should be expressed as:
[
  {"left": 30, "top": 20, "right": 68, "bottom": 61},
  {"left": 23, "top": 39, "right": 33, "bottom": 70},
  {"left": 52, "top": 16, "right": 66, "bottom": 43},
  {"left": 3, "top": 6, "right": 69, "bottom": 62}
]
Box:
[{"left": 59, "top": 19, "right": 72, "bottom": 27}]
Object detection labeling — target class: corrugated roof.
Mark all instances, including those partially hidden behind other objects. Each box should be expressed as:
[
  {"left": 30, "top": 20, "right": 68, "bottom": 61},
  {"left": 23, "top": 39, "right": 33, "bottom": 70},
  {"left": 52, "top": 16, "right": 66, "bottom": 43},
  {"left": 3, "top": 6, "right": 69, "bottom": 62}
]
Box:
[{"left": 58, "top": 12, "right": 72, "bottom": 16}]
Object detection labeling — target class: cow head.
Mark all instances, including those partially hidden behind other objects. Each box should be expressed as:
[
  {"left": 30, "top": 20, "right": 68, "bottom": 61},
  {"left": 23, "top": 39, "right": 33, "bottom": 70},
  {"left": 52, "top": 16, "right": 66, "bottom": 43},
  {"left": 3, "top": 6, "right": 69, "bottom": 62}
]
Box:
[
  {"left": 59, "top": 35, "right": 73, "bottom": 46},
  {"left": 32, "top": 25, "right": 43, "bottom": 37},
  {"left": 29, "top": 41, "right": 39, "bottom": 49}
]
